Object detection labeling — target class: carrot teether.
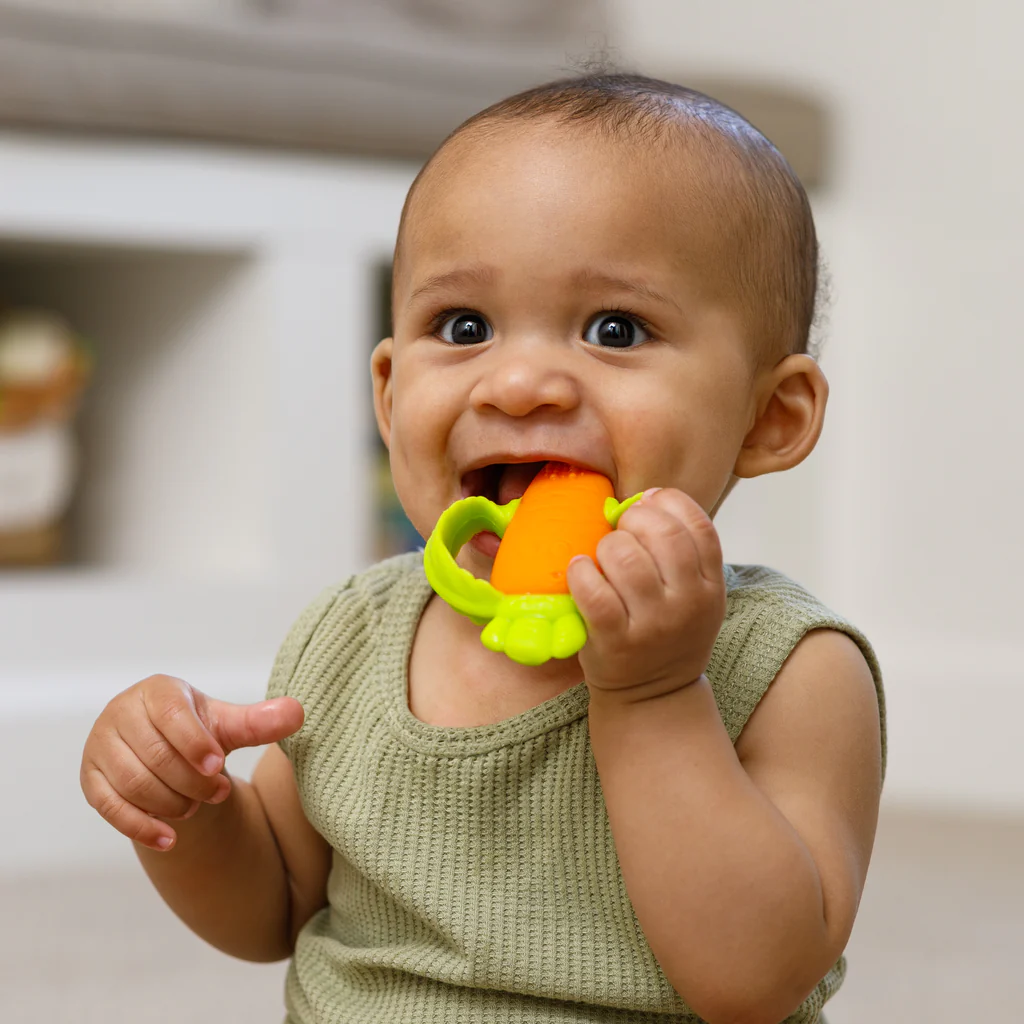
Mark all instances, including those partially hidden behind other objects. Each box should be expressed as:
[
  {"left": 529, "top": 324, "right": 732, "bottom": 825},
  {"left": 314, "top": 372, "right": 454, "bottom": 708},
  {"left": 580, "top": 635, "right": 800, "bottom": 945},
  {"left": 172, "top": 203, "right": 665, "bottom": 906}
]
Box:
[{"left": 423, "top": 462, "right": 643, "bottom": 665}]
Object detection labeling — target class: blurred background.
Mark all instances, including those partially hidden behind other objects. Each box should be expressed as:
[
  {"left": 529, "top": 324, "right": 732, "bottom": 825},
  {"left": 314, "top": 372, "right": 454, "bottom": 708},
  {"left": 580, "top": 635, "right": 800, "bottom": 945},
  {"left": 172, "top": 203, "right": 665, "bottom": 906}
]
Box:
[{"left": 1, "top": 1, "right": 1021, "bottom": 1021}]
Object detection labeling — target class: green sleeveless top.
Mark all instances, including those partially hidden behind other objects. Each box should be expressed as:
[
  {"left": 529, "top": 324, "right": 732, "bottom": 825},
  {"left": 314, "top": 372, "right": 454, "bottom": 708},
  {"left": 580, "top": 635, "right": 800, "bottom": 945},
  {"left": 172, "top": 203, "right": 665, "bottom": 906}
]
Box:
[{"left": 266, "top": 552, "right": 885, "bottom": 1024}]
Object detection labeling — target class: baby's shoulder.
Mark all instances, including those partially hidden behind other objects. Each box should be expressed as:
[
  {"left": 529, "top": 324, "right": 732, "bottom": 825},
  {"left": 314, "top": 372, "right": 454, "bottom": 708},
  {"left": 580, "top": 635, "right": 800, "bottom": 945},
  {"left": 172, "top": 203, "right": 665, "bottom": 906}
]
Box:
[
  {"left": 723, "top": 562, "right": 827, "bottom": 614},
  {"left": 712, "top": 563, "right": 883, "bottom": 748},
  {"left": 720, "top": 563, "right": 865, "bottom": 643},
  {"left": 266, "top": 551, "right": 424, "bottom": 705}
]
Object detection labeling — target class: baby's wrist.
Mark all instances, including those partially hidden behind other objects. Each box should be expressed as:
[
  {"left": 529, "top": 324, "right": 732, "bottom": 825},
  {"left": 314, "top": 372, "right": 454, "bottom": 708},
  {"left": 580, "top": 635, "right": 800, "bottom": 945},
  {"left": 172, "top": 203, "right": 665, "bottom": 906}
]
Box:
[{"left": 585, "top": 671, "right": 707, "bottom": 708}]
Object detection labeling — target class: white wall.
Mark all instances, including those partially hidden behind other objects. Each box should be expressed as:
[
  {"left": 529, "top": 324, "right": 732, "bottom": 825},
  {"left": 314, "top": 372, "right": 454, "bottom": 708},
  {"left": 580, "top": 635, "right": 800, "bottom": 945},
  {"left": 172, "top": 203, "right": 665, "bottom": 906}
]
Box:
[{"left": 611, "top": 0, "right": 1024, "bottom": 811}]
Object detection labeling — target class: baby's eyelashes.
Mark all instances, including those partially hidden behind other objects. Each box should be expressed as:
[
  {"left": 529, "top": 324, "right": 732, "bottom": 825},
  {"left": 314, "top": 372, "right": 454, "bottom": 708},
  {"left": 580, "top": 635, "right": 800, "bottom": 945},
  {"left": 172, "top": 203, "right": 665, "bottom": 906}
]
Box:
[
  {"left": 427, "top": 308, "right": 653, "bottom": 348},
  {"left": 582, "top": 312, "right": 652, "bottom": 349},
  {"left": 433, "top": 310, "right": 493, "bottom": 345}
]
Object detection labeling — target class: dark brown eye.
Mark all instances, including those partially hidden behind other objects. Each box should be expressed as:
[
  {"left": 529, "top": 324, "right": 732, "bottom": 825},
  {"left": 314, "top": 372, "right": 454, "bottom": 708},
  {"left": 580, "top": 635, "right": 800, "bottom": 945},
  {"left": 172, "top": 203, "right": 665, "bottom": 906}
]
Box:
[
  {"left": 438, "top": 312, "right": 493, "bottom": 344},
  {"left": 583, "top": 313, "right": 650, "bottom": 348}
]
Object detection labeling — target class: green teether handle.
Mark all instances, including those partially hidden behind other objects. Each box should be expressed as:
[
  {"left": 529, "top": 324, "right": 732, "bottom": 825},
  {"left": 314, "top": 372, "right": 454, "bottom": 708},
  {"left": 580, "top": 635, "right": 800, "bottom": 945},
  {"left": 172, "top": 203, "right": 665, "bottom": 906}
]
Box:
[
  {"left": 422, "top": 495, "right": 520, "bottom": 625},
  {"left": 604, "top": 491, "right": 644, "bottom": 527}
]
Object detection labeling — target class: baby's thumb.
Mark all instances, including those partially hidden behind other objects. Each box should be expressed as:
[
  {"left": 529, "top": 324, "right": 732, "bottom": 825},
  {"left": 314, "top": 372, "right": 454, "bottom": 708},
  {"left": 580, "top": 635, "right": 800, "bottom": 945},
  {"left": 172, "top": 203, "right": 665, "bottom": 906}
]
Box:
[{"left": 203, "top": 696, "right": 304, "bottom": 755}]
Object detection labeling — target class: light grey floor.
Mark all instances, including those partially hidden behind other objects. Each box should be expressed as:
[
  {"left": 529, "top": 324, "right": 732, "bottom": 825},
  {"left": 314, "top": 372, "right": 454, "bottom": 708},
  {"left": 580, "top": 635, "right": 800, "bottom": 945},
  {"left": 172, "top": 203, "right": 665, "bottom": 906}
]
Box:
[{"left": 2, "top": 807, "right": 1022, "bottom": 1023}]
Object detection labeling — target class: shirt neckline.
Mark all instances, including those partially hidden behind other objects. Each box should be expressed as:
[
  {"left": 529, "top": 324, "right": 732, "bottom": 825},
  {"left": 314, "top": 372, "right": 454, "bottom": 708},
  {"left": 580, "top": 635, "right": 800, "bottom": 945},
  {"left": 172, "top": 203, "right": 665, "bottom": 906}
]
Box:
[{"left": 381, "top": 553, "right": 592, "bottom": 757}]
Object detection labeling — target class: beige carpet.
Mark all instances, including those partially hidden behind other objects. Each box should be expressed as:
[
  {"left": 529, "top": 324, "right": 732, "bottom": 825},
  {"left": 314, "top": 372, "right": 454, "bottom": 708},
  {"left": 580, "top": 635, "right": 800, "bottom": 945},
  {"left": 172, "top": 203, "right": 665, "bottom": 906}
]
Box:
[{"left": 2, "top": 807, "right": 1022, "bottom": 1023}]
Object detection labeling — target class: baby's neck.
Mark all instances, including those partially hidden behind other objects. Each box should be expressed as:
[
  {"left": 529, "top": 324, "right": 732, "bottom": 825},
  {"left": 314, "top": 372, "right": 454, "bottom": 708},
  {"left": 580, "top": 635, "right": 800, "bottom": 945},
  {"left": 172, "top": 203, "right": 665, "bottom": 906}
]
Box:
[{"left": 407, "top": 594, "right": 583, "bottom": 728}]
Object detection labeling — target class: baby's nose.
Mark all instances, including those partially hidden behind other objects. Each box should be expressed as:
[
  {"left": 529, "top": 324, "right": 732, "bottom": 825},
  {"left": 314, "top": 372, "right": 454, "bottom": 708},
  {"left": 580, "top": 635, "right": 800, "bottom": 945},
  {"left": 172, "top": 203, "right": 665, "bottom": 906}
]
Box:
[{"left": 469, "top": 348, "right": 580, "bottom": 417}]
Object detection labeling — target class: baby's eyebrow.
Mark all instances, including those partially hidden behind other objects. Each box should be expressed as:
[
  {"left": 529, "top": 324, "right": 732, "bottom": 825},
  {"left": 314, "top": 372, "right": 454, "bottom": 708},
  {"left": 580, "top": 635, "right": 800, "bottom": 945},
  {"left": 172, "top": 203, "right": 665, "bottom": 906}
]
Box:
[
  {"left": 406, "top": 264, "right": 683, "bottom": 316},
  {"left": 409, "top": 265, "right": 497, "bottom": 304},
  {"left": 571, "top": 269, "right": 684, "bottom": 315}
]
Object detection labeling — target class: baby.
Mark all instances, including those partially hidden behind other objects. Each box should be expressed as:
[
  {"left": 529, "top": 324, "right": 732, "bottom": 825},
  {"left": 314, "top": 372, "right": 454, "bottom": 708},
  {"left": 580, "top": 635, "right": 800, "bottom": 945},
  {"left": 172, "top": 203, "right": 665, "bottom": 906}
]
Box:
[{"left": 81, "top": 73, "right": 885, "bottom": 1024}]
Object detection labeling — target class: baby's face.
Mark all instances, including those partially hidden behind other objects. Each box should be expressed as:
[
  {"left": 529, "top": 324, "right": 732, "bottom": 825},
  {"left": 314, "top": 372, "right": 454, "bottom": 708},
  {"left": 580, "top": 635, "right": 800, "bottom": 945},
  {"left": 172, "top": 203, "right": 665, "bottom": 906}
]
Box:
[{"left": 375, "top": 123, "right": 762, "bottom": 577}]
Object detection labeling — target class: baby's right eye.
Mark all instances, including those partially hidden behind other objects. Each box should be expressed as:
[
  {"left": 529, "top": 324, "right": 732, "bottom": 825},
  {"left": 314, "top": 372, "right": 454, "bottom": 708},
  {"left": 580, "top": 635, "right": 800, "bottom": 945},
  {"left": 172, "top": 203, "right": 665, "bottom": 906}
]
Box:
[{"left": 435, "top": 311, "right": 493, "bottom": 345}]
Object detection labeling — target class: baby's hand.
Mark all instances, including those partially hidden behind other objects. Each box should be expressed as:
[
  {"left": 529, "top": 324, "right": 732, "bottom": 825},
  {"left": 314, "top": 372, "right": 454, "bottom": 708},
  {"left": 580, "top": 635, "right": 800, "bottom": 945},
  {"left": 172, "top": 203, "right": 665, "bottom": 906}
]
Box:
[
  {"left": 567, "top": 488, "right": 726, "bottom": 700},
  {"left": 80, "top": 674, "right": 303, "bottom": 851}
]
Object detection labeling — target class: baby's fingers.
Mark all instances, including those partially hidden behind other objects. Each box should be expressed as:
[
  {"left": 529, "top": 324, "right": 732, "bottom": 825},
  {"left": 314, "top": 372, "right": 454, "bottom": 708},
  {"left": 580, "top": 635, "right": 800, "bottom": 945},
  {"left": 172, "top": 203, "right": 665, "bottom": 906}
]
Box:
[
  {"left": 80, "top": 761, "right": 179, "bottom": 851},
  {"left": 109, "top": 707, "right": 230, "bottom": 809},
  {"left": 105, "top": 731, "right": 223, "bottom": 817},
  {"left": 567, "top": 554, "right": 627, "bottom": 633},
  {"left": 636, "top": 488, "right": 723, "bottom": 583},
  {"left": 137, "top": 675, "right": 227, "bottom": 777}
]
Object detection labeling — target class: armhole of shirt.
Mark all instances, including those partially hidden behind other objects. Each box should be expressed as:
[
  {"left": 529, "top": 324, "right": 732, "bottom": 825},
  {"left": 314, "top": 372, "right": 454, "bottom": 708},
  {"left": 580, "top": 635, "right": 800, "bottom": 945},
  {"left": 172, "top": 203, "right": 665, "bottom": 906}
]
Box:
[
  {"left": 265, "top": 580, "right": 351, "bottom": 760},
  {"left": 712, "top": 565, "right": 887, "bottom": 780},
  {"left": 263, "top": 552, "right": 427, "bottom": 762}
]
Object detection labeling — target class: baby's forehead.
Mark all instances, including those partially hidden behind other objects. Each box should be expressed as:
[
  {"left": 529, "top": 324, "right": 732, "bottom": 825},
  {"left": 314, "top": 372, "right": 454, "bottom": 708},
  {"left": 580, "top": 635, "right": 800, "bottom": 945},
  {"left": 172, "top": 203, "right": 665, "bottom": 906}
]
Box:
[
  {"left": 414, "top": 118, "right": 734, "bottom": 210},
  {"left": 394, "top": 95, "right": 815, "bottom": 363},
  {"left": 397, "top": 120, "right": 743, "bottom": 282}
]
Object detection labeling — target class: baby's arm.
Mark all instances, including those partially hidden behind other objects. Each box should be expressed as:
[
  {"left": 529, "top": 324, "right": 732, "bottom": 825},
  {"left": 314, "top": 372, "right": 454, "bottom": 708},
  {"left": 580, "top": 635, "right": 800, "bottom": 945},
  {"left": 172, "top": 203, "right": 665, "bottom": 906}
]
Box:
[
  {"left": 588, "top": 629, "right": 879, "bottom": 1024},
  {"left": 81, "top": 675, "right": 331, "bottom": 962},
  {"left": 135, "top": 742, "right": 331, "bottom": 961},
  {"left": 569, "top": 491, "right": 882, "bottom": 1024}
]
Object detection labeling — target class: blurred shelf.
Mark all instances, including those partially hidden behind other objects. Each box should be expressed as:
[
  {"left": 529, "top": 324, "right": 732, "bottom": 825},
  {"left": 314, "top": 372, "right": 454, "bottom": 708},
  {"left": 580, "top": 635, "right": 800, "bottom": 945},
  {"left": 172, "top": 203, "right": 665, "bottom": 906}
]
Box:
[
  {"left": 0, "top": 130, "right": 414, "bottom": 683},
  {"left": 0, "top": 239, "right": 268, "bottom": 575},
  {"left": 0, "top": 569, "right": 289, "bottom": 703}
]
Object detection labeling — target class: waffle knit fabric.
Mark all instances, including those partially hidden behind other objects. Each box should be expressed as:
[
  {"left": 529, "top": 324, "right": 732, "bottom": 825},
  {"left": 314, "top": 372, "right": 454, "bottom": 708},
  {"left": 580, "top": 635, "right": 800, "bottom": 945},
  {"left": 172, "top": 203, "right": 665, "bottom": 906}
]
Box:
[{"left": 266, "top": 552, "right": 886, "bottom": 1024}]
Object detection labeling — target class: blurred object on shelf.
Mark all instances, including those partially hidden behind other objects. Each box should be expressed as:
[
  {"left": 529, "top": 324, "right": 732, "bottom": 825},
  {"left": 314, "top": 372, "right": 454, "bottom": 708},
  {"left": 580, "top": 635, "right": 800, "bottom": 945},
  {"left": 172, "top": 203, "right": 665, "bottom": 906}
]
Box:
[{"left": 0, "top": 309, "right": 93, "bottom": 566}]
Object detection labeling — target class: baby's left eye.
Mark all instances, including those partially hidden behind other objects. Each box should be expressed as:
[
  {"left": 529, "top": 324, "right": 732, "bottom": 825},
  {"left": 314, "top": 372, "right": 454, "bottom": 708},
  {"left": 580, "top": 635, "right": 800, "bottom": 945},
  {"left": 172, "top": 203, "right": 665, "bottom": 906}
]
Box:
[{"left": 582, "top": 312, "right": 651, "bottom": 348}]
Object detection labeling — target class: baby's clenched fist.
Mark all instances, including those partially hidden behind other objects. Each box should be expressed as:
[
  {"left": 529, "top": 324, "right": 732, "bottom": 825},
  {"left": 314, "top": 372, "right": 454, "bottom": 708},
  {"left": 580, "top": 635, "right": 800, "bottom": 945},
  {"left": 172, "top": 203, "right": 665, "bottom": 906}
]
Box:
[
  {"left": 80, "top": 674, "right": 303, "bottom": 851},
  {"left": 567, "top": 488, "right": 726, "bottom": 700}
]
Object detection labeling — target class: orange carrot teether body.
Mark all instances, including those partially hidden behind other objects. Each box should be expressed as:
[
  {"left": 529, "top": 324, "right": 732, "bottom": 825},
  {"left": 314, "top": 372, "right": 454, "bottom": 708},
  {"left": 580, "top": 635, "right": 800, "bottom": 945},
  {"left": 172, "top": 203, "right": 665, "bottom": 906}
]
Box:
[{"left": 490, "top": 463, "right": 614, "bottom": 594}]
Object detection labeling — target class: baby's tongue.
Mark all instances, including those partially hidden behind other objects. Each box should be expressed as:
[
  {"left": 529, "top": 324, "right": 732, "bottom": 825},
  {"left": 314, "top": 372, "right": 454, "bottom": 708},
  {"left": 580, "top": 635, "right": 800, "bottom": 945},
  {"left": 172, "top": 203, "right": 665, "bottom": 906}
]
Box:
[{"left": 497, "top": 462, "right": 546, "bottom": 505}]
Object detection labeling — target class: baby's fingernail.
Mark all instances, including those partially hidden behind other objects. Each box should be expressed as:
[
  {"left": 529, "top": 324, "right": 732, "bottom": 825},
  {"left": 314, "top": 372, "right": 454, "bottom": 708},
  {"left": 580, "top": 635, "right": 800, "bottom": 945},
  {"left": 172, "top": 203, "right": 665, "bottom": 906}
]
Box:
[
  {"left": 642, "top": 487, "right": 662, "bottom": 499},
  {"left": 156, "top": 836, "right": 173, "bottom": 850},
  {"left": 208, "top": 778, "right": 231, "bottom": 804},
  {"left": 201, "top": 754, "right": 222, "bottom": 775}
]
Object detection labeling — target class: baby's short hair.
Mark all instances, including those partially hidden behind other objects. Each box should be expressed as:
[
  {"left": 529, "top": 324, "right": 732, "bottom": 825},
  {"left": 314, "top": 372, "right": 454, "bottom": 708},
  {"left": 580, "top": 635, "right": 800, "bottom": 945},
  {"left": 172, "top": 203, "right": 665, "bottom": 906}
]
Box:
[{"left": 397, "top": 72, "right": 821, "bottom": 363}]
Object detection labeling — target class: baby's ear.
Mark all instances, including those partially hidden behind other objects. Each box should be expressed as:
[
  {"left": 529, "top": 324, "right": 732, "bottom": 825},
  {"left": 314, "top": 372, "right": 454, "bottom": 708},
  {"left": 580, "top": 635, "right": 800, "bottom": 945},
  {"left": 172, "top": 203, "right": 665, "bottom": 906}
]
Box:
[
  {"left": 371, "top": 337, "right": 395, "bottom": 449},
  {"left": 733, "top": 354, "right": 828, "bottom": 479}
]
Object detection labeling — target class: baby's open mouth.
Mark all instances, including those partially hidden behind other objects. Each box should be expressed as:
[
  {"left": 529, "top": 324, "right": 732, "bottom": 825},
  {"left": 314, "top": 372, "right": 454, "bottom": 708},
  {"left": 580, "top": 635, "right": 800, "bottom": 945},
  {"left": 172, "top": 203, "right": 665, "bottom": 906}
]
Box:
[
  {"left": 460, "top": 462, "right": 548, "bottom": 558},
  {"left": 461, "top": 461, "right": 549, "bottom": 507}
]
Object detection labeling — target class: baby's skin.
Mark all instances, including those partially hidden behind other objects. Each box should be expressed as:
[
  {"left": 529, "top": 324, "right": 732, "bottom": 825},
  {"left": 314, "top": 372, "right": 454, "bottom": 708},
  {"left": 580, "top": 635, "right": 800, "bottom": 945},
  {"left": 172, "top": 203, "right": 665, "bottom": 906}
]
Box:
[{"left": 81, "top": 116, "right": 882, "bottom": 1024}]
